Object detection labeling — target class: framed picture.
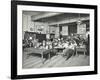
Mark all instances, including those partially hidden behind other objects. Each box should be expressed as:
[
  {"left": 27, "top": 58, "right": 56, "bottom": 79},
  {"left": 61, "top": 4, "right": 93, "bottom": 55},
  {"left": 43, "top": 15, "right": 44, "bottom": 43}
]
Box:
[{"left": 11, "top": 0, "right": 97, "bottom": 79}]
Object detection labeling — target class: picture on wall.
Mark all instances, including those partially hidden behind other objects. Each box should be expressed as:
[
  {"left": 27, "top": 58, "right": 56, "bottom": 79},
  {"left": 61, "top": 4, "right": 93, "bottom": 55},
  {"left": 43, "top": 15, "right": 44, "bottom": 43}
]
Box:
[{"left": 11, "top": 0, "right": 97, "bottom": 79}]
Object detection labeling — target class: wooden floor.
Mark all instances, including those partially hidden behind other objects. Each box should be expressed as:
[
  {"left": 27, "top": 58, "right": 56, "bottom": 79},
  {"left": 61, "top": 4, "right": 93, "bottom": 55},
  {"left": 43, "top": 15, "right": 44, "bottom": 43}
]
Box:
[{"left": 22, "top": 51, "right": 90, "bottom": 69}]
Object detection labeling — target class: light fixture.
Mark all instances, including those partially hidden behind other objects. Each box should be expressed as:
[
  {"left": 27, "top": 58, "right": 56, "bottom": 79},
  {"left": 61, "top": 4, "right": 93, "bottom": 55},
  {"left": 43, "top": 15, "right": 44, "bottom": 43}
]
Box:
[
  {"left": 30, "top": 27, "right": 33, "bottom": 31},
  {"left": 29, "top": 36, "right": 32, "bottom": 40},
  {"left": 41, "top": 26, "right": 44, "bottom": 29},
  {"left": 77, "top": 13, "right": 82, "bottom": 24}
]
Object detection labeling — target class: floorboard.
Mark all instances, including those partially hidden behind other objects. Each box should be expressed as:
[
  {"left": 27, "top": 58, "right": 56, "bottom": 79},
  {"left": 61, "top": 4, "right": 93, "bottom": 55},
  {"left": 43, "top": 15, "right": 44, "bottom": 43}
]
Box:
[{"left": 22, "top": 51, "right": 90, "bottom": 69}]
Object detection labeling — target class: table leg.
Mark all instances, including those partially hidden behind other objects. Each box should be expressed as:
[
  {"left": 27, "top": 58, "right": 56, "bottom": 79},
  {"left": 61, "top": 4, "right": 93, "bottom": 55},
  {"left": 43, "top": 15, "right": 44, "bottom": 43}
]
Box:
[
  {"left": 41, "top": 53, "right": 44, "bottom": 64},
  {"left": 84, "top": 51, "right": 85, "bottom": 56},
  {"left": 26, "top": 53, "right": 30, "bottom": 59},
  {"left": 48, "top": 53, "right": 50, "bottom": 59},
  {"left": 76, "top": 50, "right": 77, "bottom": 56}
]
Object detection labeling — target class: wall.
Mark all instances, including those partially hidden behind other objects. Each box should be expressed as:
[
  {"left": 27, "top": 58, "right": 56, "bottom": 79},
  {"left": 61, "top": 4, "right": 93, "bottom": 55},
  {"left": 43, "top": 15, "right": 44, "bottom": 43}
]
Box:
[
  {"left": 34, "top": 22, "right": 49, "bottom": 34},
  {"left": 77, "top": 23, "right": 86, "bottom": 34},
  {"left": 62, "top": 25, "right": 68, "bottom": 35},
  {"left": 22, "top": 14, "right": 49, "bottom": 39},
  {"left": 68, "top": 23, "right": 77, "bottom": 35},
  {"left": 49, "top": 26, "right": 60, "bottom": 38},
  {"left": 55, "top": 27, "right": 60, "bottom": 38},
  {"left": 22, "top": 14, "right": 32, "bottom": 39}
]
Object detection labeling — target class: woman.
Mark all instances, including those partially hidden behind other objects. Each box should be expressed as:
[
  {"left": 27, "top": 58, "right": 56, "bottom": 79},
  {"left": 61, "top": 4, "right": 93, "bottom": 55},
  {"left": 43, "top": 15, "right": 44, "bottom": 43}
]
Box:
[{"left": 63, "top": 41, "right": 77, "bottom": 60}]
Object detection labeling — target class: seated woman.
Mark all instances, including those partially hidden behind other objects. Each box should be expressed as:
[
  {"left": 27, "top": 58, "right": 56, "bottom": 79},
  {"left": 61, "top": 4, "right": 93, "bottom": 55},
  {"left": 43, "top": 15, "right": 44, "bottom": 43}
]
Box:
[
  {"left": 63, "top": 40, "right": 77, "bottom": 60},
  {"left": 63, "top": 41, "right": 69, "bottom": 48},
  {"left": 39, "top": 40, "right": 46, "bottom": 49},
  {"left": 32, "top": 39, "right": 39, "bottom": 48},
  {"left": 44, "top": 40, "right": 53, "bottom": 49},
  {"left": 70, "top": 40, "right": 77, "bottom": 50},
  {"left": 63, "top": 41, "right": 70, "bottom": 56},
  {"left": 58, "top": 41, "right": 63, "bottom": 47},
  {"left": 42, "top": 40, "right": 46, "bottom": 47},
  {"left": 53, "top": 41, "right": 58, "bottom": 47}
]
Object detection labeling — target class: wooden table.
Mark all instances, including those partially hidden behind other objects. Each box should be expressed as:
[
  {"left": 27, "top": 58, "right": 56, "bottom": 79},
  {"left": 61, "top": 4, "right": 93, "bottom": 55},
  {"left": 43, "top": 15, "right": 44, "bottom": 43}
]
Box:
[
  {"left": 24, "top": 48, "right": 52, "bottom": 64},
  {"left": 54, "top": 47, "right": 65, "bottom": 52},
  {"left": 76, "top": 46, "right": 86, "bottom": 56}
]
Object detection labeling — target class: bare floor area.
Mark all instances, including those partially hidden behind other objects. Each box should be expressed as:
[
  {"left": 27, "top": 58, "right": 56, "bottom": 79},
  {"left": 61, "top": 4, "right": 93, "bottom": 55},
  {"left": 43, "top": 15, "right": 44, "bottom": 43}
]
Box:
[{"left": 22, "top": 52, "right": 89, "bottom": 68}]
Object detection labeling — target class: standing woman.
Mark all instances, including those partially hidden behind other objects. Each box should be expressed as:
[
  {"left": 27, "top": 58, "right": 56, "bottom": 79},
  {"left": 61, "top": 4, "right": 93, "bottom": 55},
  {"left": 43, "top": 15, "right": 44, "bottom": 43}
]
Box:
[{"left": 85, "top": 31, "right": 90, "bottom": 55}]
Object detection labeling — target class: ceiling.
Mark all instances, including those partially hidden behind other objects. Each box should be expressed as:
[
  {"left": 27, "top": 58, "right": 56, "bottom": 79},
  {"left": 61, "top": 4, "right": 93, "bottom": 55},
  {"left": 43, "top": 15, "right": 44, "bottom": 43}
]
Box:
[
  {"left": 33, "top": 13, "right": 89, "bottom": 22},
  {"left": 23, "top": 11, "right": 90, "bottom": 26},
  {"left": 23, "top": 11, "right": 46, "bottom": 16}
]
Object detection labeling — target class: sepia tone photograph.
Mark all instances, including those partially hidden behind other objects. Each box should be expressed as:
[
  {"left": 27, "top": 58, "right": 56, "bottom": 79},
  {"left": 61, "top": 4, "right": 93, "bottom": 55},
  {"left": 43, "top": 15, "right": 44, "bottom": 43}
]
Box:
[{"left": 22, "top": 11, "right": 90, "bottom": 69}]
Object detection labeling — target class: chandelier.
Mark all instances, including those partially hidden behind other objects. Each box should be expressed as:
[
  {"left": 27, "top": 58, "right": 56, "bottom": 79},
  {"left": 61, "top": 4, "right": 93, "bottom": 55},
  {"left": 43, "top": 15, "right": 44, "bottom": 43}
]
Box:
[{"left": 77, "top": 13, "right": 82, "bottom": 24}]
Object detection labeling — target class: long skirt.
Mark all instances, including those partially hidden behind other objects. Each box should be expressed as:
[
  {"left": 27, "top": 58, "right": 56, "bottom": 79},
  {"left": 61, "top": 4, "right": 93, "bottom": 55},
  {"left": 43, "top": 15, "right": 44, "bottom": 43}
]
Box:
[{"left": 63, "top": 48, "right": 74, "bottom": 60}]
